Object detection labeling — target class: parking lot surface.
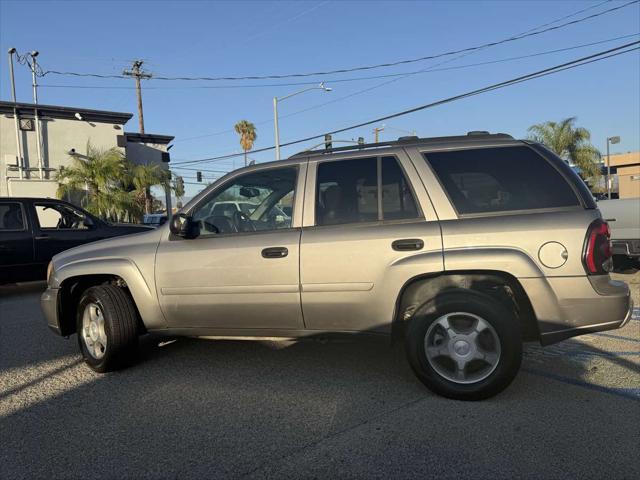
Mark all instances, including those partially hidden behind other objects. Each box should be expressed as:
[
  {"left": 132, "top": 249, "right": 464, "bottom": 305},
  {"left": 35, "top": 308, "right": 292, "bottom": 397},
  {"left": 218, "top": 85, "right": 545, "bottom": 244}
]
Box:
[{"left": 1, "top": 277, "right": 639, "bottom": 479}]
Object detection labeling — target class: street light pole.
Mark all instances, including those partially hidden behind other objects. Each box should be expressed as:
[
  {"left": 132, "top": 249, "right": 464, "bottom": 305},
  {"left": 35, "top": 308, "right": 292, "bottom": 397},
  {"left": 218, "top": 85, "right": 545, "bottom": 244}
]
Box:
[
  {"left": 273, "top": 82, "right": 332, "bottom": 160},
  {"left": 7, "top": 48, "right": 23, "bottom": 180},
  {"left": 273, "top": 96, "right": 280, "bottom": 162},
  {"left": 29, "top": 51, "right": 45, "bottom": 179},
  {"left": 606, "top": 136, "right": 621, "bottom": 199}
]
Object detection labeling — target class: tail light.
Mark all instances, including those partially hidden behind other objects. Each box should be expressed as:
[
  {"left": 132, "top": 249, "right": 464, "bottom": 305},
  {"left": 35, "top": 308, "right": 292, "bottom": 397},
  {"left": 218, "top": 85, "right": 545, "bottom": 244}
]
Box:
[{"left": 583, "top": 219, "right": 613, "bottom": 275}]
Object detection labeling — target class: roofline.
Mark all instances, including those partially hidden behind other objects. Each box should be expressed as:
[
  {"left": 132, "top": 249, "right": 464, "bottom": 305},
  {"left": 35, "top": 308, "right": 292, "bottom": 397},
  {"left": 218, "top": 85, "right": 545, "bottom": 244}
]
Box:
[
  {"left": 290, "top": 132, "right": 516, "bottom": 158},
  {"left": 124, "top": 131, "right": 175, "bottom": 144},
  {"left": 0, "top": 101, "right": 132, "bottom": 124}
]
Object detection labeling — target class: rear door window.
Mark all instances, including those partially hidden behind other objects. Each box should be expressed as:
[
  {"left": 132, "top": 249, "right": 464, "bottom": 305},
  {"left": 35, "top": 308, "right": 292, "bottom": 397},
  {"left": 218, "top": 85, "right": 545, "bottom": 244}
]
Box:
[
  {"left": 315, "top": 156, "right": 420, "bottom": 226},
  {"left": 424, "top": 146, "right": 580, "bottom": 215}
]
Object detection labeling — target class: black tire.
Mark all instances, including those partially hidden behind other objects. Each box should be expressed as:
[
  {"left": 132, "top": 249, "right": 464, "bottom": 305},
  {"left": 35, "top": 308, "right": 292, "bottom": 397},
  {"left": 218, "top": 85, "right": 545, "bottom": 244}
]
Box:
[
  {"left": 76, "top": 285, "right": 139, "bottom": 373},
  {"left": 405, "top": 289, "right": 522, "bottom": 401}
]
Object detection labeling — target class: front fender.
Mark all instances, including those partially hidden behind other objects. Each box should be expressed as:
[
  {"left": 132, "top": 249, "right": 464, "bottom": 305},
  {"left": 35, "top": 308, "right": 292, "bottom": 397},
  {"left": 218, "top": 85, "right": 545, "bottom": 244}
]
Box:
[{"left": 53, "top": 257, "right": 166, "bottom": 330}]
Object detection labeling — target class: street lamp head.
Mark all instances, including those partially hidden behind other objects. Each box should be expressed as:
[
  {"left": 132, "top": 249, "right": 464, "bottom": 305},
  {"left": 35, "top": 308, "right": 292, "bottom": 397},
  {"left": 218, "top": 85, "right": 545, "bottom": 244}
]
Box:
[
  {"left": 30, "top": 50, "right": 39, "bottom": 57},
  {"left": 319, "top": 82, "right": 332, "bottom": 92},
  {"left": 608, "top": 136, "right": 621, "bottom": 144}
]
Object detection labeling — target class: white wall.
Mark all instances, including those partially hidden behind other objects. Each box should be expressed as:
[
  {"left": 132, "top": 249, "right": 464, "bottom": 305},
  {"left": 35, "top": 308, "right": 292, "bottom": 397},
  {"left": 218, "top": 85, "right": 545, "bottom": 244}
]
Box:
[{"left": 0, "top": 114, "right": 124, "bottom": 196}]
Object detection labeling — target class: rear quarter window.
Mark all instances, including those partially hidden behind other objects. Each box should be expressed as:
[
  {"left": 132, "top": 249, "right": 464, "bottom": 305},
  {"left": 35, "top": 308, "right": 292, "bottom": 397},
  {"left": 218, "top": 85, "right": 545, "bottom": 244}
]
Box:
[{"left": 424, "top": 146, "right": 580, "bottom": 215}]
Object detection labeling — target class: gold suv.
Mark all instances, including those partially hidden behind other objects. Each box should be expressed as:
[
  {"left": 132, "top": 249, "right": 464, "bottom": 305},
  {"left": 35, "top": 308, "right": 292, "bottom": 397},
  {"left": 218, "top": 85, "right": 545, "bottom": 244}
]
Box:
[{"left": 41, "top": 133, "right": 633, "bottom": 400}]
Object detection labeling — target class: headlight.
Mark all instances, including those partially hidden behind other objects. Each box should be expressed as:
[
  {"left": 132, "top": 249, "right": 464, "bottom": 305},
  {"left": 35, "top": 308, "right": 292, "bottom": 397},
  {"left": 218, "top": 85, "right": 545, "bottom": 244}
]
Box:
[{"left": 46, "top": 261, "right": 54, "bottom": 285}]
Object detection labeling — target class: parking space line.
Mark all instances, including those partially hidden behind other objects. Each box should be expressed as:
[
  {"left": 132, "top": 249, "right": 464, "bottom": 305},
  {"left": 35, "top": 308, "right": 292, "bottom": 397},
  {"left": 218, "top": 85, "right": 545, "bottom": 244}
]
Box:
[
  {"left": 522, "top": 367, "right": 640, "bottom": 401},
  {"left": 592, "top": 332, "right": 640, "bottom": 342},
  {"left": 563, "top": 351, "right": 640, "bottom": 357}
]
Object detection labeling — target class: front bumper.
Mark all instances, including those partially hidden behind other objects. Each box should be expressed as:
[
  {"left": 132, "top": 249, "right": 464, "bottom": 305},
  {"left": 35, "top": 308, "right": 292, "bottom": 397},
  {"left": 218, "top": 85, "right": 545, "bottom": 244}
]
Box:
[
  {"left": 520, "top": 276, "right": 633, "bottom": 345},
  {"left": 41, "top": 287, "right": 62, "bottom": 335}
]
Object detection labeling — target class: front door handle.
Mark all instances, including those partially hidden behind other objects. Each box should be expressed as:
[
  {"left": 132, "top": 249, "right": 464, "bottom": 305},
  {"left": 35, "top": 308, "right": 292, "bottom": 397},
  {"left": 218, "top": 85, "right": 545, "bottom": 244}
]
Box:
[
  {"left": 392, "top": 239, "right": 424, "bottom": 251},
  {"left": 262, "top": 247, "right": 288, "bottom": 258},
  {"left": 35, "top": 234, "right": 50, "bottom": 241}
]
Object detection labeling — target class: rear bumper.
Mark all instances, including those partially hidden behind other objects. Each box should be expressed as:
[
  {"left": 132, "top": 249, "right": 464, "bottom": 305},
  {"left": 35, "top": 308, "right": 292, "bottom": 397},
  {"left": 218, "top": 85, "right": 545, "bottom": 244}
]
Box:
[
  {"left": 520, "top": 276, "right": 633, "bottom": 345},
  {"left": 41, "top": 287, "right": 62, "bottom": 335}
]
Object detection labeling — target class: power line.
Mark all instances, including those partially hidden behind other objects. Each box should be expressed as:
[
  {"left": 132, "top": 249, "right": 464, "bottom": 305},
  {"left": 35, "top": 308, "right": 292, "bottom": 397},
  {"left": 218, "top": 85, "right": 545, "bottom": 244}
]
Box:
[
  {"left": 171, "top": 41, "right": 640, "bottom": 166},
  {"left": 40, "top": 1, "right": 638, "bottom": 82},
  {"left": 169, "top": 32, "right": 640, "bottom": 146},
  {"left": 37, "top": 33, "right": 640, "bottom": 93}
]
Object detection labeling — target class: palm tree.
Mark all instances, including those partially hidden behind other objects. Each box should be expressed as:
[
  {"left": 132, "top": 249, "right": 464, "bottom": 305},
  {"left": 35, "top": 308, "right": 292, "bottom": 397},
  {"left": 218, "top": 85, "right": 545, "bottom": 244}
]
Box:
[
  {"left": 56, "top": 143, "right": 138, "bottom": 221},
  {"left": 527, "top": 117, "right": 601, "bottom": 183},
  {"left": 127, "top": 162, "right": 171, "bottom": 215},
  {"left": 172, "top": 175, "right": 185, "bottom": 208},
  {"left": 234, "top": 120, "right": 257, "bottom": 166}
]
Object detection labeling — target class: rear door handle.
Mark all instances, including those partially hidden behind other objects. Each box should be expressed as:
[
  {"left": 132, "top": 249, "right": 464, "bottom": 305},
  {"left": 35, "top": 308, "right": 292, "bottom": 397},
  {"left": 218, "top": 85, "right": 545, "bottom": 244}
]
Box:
[
  {"left": 392, "top": 239, "right": 424, "bottom": 251},
  {"left": 262, "top": 247, "right": 288, "bottom": 258}
]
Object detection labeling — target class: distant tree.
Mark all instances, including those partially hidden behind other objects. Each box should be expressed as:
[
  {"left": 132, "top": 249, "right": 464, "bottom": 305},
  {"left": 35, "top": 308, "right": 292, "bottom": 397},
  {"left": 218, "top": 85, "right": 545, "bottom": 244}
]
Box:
[
  {"left": 527, "top": 117, "right": 601, "bottom": 183},
  {"left": 128, "top": 163, "right": 171, "bottom": 215},
  {"left": 172, "top": 175, "right": 185, "bottom": 208},
  {"left": 234, "top": 120, "right": 257, "bottom": 167},
  {"left": 55, "top": 143, "right": 138, "bottom": 221}
]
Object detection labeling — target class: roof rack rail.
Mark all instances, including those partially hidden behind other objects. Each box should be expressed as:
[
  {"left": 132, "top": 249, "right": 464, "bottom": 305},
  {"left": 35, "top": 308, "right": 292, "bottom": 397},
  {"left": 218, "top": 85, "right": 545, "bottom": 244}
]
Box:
[{"left": 290, "top": 132, "right": 514, "bottom": 158}]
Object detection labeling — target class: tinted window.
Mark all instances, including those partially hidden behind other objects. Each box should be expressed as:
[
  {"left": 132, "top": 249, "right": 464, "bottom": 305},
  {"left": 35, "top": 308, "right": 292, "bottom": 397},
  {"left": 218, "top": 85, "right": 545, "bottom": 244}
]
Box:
[
  {"left": 192, "top": 167, "right": 297, "bottom": 235},
  {"left": 0, "top": 202, "right": 25, "bottom": 230},
  {"left": 316, "top": 157, "right": 378, "bottom": 226},
  {"left": 316, "top": 156, "right": 420, "bottom": 226},
  {"left": 382, "top": 156, "right": 419, "bottom": 220},
  {"left": 425, "top": 146, "right": 580, "bottom": 214}
]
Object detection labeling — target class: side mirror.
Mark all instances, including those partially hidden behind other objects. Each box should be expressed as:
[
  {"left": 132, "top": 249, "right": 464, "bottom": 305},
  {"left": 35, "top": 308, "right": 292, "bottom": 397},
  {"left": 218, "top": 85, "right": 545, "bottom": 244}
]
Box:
[
  {"left": 84, "top": 216, "right": 95, "bottom": 228},
  {"left": 170, "top": 213, "right": 194, "bottom": 238}
]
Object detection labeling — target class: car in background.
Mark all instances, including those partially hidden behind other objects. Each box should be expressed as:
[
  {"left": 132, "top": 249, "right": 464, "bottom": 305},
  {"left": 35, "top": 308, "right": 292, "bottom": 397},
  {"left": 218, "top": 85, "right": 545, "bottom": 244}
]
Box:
[
  {"left": 597, "top": 198, "right": 640, "bottom": 272},
  {"left": 143, "top": 214, "right": 168, "bottom": 227},
  {"left": 0, "top": 197, "right": 151, "bottom": 284}
]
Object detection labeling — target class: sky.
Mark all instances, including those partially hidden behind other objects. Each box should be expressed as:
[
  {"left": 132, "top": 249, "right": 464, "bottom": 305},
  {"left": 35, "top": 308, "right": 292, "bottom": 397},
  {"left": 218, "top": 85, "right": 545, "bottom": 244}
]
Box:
[{"left": 1, "top": 0, "right": 639, "bottom": 198}]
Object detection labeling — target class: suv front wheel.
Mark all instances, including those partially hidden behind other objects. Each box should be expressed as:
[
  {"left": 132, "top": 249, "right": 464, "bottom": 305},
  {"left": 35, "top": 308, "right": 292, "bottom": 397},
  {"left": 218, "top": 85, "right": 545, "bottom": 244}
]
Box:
[
  {"left": 406, "top": 290, "right": 522, "bottom": 400},
  {"left": 77, "top": 285, "right": 140, "bottom": 373}
]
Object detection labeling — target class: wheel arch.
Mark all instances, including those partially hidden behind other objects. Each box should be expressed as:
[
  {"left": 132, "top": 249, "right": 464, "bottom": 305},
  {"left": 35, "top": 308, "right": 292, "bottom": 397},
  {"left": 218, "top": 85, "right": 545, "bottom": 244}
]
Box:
[
  {"left": 57, "top": 274, "right": 143, "bottom": 336},
  {"left": 392, "top": 270, "right": 539, "bottom": 342},
  {"left": 55, "top": 258, "right": 165, "bottom": 336}
]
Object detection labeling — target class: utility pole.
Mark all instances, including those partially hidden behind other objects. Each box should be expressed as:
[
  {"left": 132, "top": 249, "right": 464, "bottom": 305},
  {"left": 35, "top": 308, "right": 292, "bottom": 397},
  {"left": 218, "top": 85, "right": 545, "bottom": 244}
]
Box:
[
  {"left": 374, "top": 126, "right": 385, "bottom": 143},
  {"left": 123, "top": 60, "right": 152, "bottom": 134},
  {"left": 29, "top": 51, "right": 44, "bottom": 179},
  {"left": 7, "top": 48, "right": 24, "bottom": 180},
  {"left": 606, "top": 136, "right": 621, "bottom": 199}
]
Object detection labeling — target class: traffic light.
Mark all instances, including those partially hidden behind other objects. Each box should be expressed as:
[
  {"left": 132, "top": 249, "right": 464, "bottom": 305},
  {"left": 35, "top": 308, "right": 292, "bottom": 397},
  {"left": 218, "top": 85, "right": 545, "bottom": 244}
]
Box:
[
  {"left": 357, "top": 137, "right": 365, "bottom": 146},
  {"left": 324, "top": 134, "right": 332, "bottom": 151},
  {"left": 196, "top": 171, "right": 202, "bottom": 182}
]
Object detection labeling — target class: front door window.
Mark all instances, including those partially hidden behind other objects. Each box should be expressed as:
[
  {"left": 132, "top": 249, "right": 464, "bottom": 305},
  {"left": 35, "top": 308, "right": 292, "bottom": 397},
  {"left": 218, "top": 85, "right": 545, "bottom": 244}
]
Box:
[{"left": 192, "top": 167, "right": 297, "bottom": 235}]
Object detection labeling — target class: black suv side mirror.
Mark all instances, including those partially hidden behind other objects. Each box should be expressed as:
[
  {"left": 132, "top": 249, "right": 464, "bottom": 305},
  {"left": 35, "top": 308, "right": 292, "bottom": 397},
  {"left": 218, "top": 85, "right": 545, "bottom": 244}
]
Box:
[{"left": 170, "top": 213, "right": 195, "bottom": 238}]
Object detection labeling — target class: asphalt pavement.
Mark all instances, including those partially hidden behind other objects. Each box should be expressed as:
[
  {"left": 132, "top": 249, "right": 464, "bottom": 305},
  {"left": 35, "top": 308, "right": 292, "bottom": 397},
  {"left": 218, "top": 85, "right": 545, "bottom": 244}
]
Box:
[{"left": 1, "top": 278, "right": 639, "bottom": 480}]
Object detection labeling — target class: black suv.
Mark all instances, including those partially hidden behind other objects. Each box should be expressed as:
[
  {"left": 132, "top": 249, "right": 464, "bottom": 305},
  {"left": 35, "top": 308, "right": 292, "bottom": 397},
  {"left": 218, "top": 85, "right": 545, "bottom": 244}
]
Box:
[{"left": 0, "top": 197, "right": 151, "bottom": 284}]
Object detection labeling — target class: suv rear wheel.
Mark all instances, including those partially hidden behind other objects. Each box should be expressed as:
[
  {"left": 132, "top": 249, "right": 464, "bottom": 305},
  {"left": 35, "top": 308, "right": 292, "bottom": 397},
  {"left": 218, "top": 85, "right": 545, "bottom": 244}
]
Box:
[
  {"left": 406, "top": 290, "right": 522, "bottom": 400},
  {"left": 77, "top": 285, "right": 139, "bottom": 372}
]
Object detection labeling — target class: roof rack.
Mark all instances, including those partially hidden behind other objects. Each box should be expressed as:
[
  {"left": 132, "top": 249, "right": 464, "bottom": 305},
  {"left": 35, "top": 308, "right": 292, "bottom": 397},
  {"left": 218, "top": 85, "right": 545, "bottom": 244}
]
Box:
[{"left": 290, "top": 131, "right": 514, "bottom": 158}]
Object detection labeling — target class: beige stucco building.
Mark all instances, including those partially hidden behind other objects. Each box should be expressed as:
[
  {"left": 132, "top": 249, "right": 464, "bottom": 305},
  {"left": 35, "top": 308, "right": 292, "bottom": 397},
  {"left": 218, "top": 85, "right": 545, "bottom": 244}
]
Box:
[
  {"left": 608, "top": 151, "right": 640, "bottom": 199},
  {"left": 0, "top": 101, "right": 173, "bottom": 211}
]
